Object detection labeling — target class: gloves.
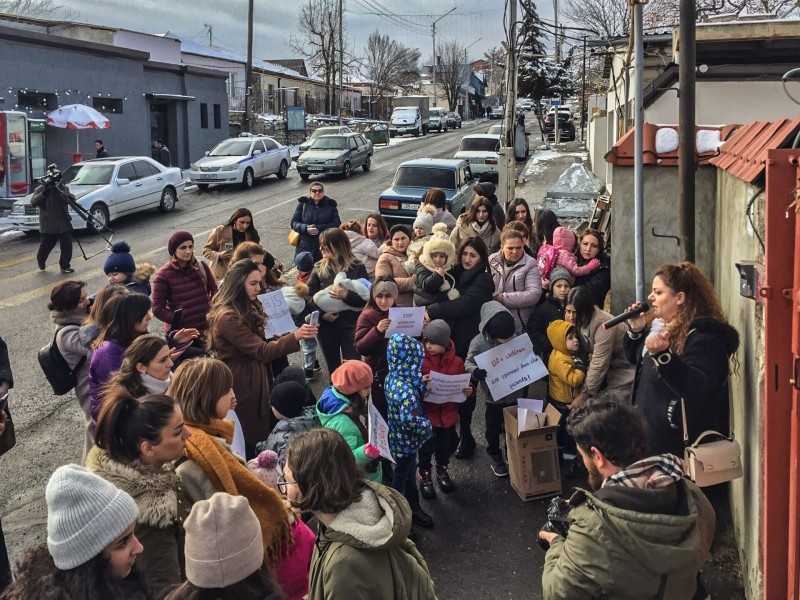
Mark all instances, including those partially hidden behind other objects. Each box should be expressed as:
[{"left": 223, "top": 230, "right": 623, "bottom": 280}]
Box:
[
  {"left": 573, "top": 356, "right": 588, "bottom": 372},
  {"left": 364, "top": 443, "right": 381, "bottom": 460},
  {"left": 472, "top": 368, "right": 488, "bottom": 381}
]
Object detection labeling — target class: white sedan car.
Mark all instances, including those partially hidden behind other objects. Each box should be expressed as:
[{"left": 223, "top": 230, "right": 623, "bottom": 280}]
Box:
[
  {"left": 7, "top": 157, "right": 185, "bottom": 233},
  {"left": 189, "top": 136, "right": 291, "bottom": 190},
  {"left": 454, "top": 134, "right": 501, "bottom": 181}
]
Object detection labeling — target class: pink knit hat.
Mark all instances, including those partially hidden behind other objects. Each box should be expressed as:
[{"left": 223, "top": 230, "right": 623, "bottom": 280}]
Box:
[{"left": 246, "top": 450, "right": 281, "bottom": 491}]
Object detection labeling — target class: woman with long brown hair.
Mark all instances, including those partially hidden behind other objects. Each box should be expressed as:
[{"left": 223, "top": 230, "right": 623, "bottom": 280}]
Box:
[
  {"left": 207, "top": 259, "right": 317, "bottom": 456},
  {"left": 450, "top": 196, "right": 501, "bottom": 254},
  {"left": 624, "top": 262, "right": 740, "bottom": 456},
  {"left": 204, "top": 207, "right": 261, "bottom": 280}
]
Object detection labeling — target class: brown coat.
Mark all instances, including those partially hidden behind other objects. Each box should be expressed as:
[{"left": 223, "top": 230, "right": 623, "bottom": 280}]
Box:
[
  {"left": 203, "top": 224, "right": 258, "bottom": 280},
  {"left": 374, "top": 246, "right": 415, "bottom": 307},
  {"left": 209, "top": 309, "right": 300, "bottom": 446}
]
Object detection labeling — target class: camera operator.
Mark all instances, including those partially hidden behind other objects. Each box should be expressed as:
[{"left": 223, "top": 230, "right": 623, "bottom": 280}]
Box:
[
  {"left": 539, "top": 396, "right": 716, "bottom": 600},
  {"left": 30, "top": 166, "right": 75, "bottom": 274}
]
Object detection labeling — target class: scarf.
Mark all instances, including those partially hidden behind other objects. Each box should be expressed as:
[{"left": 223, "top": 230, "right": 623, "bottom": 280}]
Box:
[
  {"left": 141, "top": 372, "right": 171, "bottom": 395},
  {"left": 471, "top": 220, "right": 491, "bottom": 236},
  {"left": 50, "top": 310, "right": 86, "bottom": 328},
  {"left": 183, "top": 418, "right": 292, "bottom": 564},
  {"left": 603, "top": 453, "right": 685, "bottom": 490}
]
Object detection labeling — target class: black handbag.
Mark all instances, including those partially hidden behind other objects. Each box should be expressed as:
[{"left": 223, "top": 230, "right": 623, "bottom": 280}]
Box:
[
  {"left": 37, "top": 328, "right": 86, "bottom": 396},
  {"left": 0, "top": 398, "right": 16, "bottom": 457}
]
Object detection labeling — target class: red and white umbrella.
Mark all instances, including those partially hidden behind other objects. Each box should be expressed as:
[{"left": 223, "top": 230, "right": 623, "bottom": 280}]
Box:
[{"left": 47, "top": 103, "right": 111, "bottom": 155}]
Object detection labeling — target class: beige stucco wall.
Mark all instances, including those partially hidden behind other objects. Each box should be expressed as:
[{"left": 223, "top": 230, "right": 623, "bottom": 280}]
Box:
[
  {"left": 713, "top": 171, "right": 765, "bottom": 599},
  {"left": 609, "top": 165, "right": 716, "bottom": 313},
  {"left": 587, "top": 111, "right": 613, "bottom": 192},
  {"left": 647, "top": 81, "right": 800, "bottom": 125}
]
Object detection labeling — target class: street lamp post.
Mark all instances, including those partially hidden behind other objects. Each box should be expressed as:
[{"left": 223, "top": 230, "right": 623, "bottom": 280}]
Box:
[
  {"left": 463, "top": 37, "right": 482, "bottom": 119},
  {"left": 431, "top": 7, "right": 457, "bottom": 107}
]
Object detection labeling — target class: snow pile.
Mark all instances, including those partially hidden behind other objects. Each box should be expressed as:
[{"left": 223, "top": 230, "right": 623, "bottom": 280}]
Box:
[
  {"left": 696, "top": 129, "right": 723, "bottom": 154},
  {"left": 655, "top": 127, "right": 679, "bottom": 153}
]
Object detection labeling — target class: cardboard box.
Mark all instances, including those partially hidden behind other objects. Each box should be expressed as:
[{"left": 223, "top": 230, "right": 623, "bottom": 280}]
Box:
[{"left": 504, "top": 403, "right": 563, "bottom": 502}]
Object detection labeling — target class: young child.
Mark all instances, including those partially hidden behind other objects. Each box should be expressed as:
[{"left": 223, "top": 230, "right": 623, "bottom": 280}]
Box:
[
  {"left": 256, "top": 379, "right": 320, "bottom": 470},
  {"left": 465, "top": 301, "right": 519, "bottom": 477},
  {"left": 385, "top": 333, "right": 434, "bottom": 528},
  {"left": 354, "top": 275, "right": 398, "bottom": 418},
  {"left": 294, "top": 251, "right": 319, "bottom": 380},
  {"left": 406, "top": 204, "right": 436, "bottom": 270},
  {"left": 413, "top": 223, "right": 459, "bottom": 306},
  {"left": 103, "top": 241, "right": 155, "bottom": 295},
  {"left": 537, "top": 226, "right": 600, "bottom": 288},
  {"left": 246, "top": 450, "right": 282, "bottom": 491},
  {"left": 546, "top": 318, "right": 588, "bottom": 475},
  {"left": 419, "top": 320, "right": 473, "bottom": 498},
  {"left": 527, "top": 266, "right": 574, "bottom": 362},
  {"left": 315, "top": 361, "right": 382, "bottom": 483}
]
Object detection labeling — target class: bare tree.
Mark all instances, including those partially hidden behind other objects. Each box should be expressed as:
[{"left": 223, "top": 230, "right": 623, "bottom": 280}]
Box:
[
  {"left": 0, "top": 0, "right": 77, "bottom": 19},
  {"left": 562, "top": 0, "right": 630, "bottom": 38},
  {"left": 288, "top": 0, "right": 350, "bottom": 115},
  {"left": 361, "top": 30, "right": 421, "bottom": 114},
  {"left": 483, "top": 46, "right": 505, "bottom": 100},
  {"left": 434, "top": 39, "right": 469, "bottom": 111}
]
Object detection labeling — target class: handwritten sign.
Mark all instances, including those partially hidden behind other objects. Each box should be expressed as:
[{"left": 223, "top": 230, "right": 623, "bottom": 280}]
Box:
[
  {"left": 473, "top": 333, "right": 548, "bottom": 401},
  {"left": 367, "top": 396, "right": 395, "bottom": 463},
  {"left": 385, "top": 306, "right": 425, "bottom": 338},
  {"left": 257, "top": 290, "right": 297, "bottom": 338},
  {"left": 425, "top": 371, "right": 472, "bottom": 404}
]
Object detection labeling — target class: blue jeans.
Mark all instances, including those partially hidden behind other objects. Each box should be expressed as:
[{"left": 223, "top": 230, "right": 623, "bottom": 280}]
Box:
[
  {"left": 391, "top": 454, "right": 419, "bottom": 509},
  {"left": 299, "top": 337, "right": 317, "bottom": 370}
]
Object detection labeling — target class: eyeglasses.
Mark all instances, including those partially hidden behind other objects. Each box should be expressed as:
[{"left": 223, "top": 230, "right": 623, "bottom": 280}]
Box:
[
  {"left": 310, "top": 188, "right": 324, "bottom": 194},
  {"left": 276, "top": 478, "right": 299, "bottom": 495}
]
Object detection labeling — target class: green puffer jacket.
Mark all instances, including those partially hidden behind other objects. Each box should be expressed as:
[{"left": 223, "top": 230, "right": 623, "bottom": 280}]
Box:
[
  {"left": 542, "top": 479, "right": 715, "bottom": 600},
  {"left": 308, "top": 482, "right": 436, "bottom": 600}
]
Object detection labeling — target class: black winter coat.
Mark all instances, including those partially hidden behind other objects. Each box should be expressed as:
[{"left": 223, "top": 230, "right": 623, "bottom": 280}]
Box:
[
  {"left": 574, "top": 252, "right": 611, "bottom": 308},
  {"left": 624, "top": 316, "right": 739, "bottom": 456},
  {"left": 30, "top": 183, "right": 73, "bottom": 234},
  {"left": 290, "top": 195, "right": 341, "bottom": 262},
  {"left": 307, "top": 261, "right": 368, "bottom": 332},
  {"left": 526, "top": 294, "right": 566, "bottom": 362},
  {"left": 425, "top": 262, "right": 494, "bottom": 359}
]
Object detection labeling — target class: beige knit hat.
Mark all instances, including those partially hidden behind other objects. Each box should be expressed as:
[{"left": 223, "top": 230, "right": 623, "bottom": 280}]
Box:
[{"left": 184, "top": 493, "right": 264, "bottom": 588}]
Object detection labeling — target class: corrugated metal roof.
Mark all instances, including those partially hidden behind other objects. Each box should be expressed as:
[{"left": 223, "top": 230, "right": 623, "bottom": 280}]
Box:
[
  {"left": 605, "top": 123, "right": 739, "bottom": 166},
  {"left": 708, "top": 118, "right": 800, "bottom": 183}
]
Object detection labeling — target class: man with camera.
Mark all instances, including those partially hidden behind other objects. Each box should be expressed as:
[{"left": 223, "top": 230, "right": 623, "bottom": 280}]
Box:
[
  {"left": 538, "top": 396, "right": 715, "bottom": 600},
  {"left": 30, "top": 167, "right": 75, "bottom": 274}
]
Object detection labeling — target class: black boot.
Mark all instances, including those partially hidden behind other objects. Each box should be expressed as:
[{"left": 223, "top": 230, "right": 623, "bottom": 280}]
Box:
[{"left": 455, "top": 432, "right": 475, "bottom": 459}]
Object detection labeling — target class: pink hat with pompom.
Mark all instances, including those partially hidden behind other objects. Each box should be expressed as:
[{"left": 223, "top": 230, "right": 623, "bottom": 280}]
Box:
[{"left": 246, "top": 450, "right": 281, "bottom": 491}]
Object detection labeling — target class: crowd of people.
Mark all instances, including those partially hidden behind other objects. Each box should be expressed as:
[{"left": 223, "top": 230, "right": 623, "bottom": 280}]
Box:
[{"left": 0, "top": 182, "right": 740, "bottom": 599}]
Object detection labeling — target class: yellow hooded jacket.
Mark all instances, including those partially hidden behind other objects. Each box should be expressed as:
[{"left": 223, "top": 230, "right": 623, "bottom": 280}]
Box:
[{"left": 546, "top": 319, "right": 586, "bottom": 405}]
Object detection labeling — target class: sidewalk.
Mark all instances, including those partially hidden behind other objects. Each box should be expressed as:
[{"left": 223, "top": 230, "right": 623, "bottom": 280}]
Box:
[{"left": 515, "top": 137, "right": 590, "bottom": 209}]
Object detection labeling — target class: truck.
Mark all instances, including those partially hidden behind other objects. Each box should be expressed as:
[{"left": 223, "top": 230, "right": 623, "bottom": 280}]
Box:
[{"left": 389, "top": 96, "right": 430, "bottom": 138}]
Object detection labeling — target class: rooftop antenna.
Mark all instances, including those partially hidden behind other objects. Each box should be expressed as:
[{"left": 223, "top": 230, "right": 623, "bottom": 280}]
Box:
[{"left": 204, "top": 24, "right": 212, "bottom": 47}]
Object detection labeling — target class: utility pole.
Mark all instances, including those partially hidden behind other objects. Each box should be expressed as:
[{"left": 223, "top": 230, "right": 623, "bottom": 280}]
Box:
[
  {"left": 633, "top": 0, "right": 647, "bottom": 301},
  {"left": 498, "top": 0, "right": 518, "bottom": 210},
  {"left": 678, "top": 0, "right": 696, "bottom": 262},
  {"left": 338, "top": 0, "right": 344, "bottom": 125},
  {"left": 581, "top": 35, "right": 587, "bottom": 140},
  {"left": 243, "top": 0, "right": 254, "bottom": 133},
  {"left": 431, "top": 7, "right": 457, "bottom": 108}
]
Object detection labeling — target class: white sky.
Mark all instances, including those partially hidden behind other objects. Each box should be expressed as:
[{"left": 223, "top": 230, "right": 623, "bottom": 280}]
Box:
[{"left": 58, "top": 0, "right": 558, "bottom": 68}]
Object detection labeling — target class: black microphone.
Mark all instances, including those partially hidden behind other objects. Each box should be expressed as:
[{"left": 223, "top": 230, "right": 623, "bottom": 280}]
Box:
[{"left": 602, "top": 302, "right": 650, "bottom": 330}]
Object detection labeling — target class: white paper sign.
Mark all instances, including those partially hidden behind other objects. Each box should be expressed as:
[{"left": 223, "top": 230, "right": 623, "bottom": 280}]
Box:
[
  {"left": 473, "top": 333, "right": 548, "bottom": 401},
  {"left": 257, "top": 290, "right": 297, "bottom": 338},
  {"left": 517, "top": 398, "right": 547, "bottom": 435},
  {"left": 425, "top": 371, "right": 472, "bottom": 404},
  {"left": 367, "top": 396, "right": 395, "bottom": 463},
  {"left": 385, "top": 306, "right": 425, "bottom": 338}
]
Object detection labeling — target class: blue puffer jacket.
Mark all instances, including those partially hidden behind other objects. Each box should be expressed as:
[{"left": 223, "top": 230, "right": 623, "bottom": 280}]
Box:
[
  {"left": 290, "top": 195, "right": 341, "bottom": 262},
  {"left": 385, "top": 334, "right": 432, "bottom": 459}
]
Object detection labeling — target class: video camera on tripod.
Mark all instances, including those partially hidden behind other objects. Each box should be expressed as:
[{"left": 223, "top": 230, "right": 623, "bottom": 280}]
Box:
[{"left": 35, "top": 163, "right": 63, "bottom": 188}]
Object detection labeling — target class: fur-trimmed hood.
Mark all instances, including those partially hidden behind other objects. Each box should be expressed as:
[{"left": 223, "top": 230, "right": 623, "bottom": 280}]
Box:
[
  {"left": 420, "top": 223, "right": 456, "bottom": 269},
  {"left": 85, "top": 446, "right": 182, "bottom": 529},
  {"left": 133, "top": 262, "right": 156, "bottom": 283}
]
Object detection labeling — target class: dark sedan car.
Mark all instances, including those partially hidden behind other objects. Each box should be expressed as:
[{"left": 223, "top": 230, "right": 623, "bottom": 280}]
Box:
[
  {"left": 543, "top": 108, "right": 576, "bottom": 141},
  {"left": 296, "top": 133, "right": 373, "bottom": 180},
  {"left": 446, "top": 111, "right": 462, "bottom": 128}
]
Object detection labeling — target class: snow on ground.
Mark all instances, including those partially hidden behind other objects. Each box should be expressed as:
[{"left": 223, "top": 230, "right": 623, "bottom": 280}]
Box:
[{"left": 524, "top": 148, "right": 587, "bottom": 177}]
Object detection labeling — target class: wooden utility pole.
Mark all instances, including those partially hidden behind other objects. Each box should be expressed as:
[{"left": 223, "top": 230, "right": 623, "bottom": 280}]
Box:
[{"left": 243, "top": 0, "right": 254, "bottom": 133}]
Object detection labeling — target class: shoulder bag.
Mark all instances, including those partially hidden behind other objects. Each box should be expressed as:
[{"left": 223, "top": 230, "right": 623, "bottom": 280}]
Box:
[
  {"left": 37, "top": 327, "right": 86, "bottom": 396},
  {"left": 0, "top": 394, "right": 15, "bottom": 457},
  {"left": 288, "top": 201, "right": 305, "bottom": 247},
  {"left": 681, "top": 398, "right": 742, "bottom": 487}
]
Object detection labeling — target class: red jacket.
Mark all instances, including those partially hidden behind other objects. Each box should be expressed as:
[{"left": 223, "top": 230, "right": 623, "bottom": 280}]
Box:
[
  {"left": 422, "top": 342, "right": 464, "bottom": 429},
  {"left": 151, "top": 259, "right": 217, "bottom": 333},
  {"left": 354, "top": 307, "right": 389, "bottom": 378}
]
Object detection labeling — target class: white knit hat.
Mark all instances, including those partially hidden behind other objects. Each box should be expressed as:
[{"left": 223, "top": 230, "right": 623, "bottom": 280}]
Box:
[
  {"left": 184, "top": 493, "right": 264, "bottom": 588},
  {"left": 46, "top": 464, "right": 139, "bottom": 570}
]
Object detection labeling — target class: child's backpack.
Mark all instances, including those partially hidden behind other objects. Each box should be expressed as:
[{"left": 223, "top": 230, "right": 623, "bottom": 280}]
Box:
[{"left": 537, "top": 244, "right": 559, "bottom": 280}]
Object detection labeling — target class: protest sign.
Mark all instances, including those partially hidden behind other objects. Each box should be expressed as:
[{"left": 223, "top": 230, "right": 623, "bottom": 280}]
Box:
[
  {"left": 257, "top": 290, "right": 297, "bottom": 338},
  {"left": 385, "top": 306, "right": 425, "bottom": 338},
  {"left": 473, "top": 334, "right": 548, "bottom": 400},
  {"left": 425, "top": 371, "right": 472, "bottom": 404},
  {"left": 368, "top": 396, "right": 395, "bottom": 463}
]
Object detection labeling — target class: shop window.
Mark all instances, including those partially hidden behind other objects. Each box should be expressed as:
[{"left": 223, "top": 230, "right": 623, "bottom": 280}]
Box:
[
  {"left": 17, "top": 92, "right": 56, "bottom": 110},
  {"left": 213, "top": 104, "right": 221, "bottom": 129},
  {"left": 200, "top": 103, "right": 209, "bottom": 129},
  {"left": 92, "top": 97, "right": 124, "bottom": 114}
]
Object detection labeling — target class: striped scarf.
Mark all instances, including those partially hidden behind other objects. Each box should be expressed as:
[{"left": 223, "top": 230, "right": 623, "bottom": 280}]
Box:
[{"left": 603, "top": 453, "right": 685, "bottom": 490}]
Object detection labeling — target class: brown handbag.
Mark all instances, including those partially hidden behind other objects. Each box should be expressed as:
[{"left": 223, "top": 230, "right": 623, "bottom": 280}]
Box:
[{"left": 0, "top": 399, "right": 16, "bottom": 457}]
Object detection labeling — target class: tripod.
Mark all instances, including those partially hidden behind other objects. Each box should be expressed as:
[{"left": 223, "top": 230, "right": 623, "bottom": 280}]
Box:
[{"left": 41, "top": 183, "right": 115, "bottom": 261}]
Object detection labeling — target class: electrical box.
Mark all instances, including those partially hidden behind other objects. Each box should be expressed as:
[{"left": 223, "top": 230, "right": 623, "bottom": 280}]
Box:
[{"left": 734, "top": 261, "right": 764, "bottom": 302}]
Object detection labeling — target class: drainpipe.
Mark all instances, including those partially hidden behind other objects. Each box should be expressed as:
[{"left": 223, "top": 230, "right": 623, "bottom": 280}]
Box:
[{"left": 678, "top": 0, "right": 696, "bottom": 262}]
